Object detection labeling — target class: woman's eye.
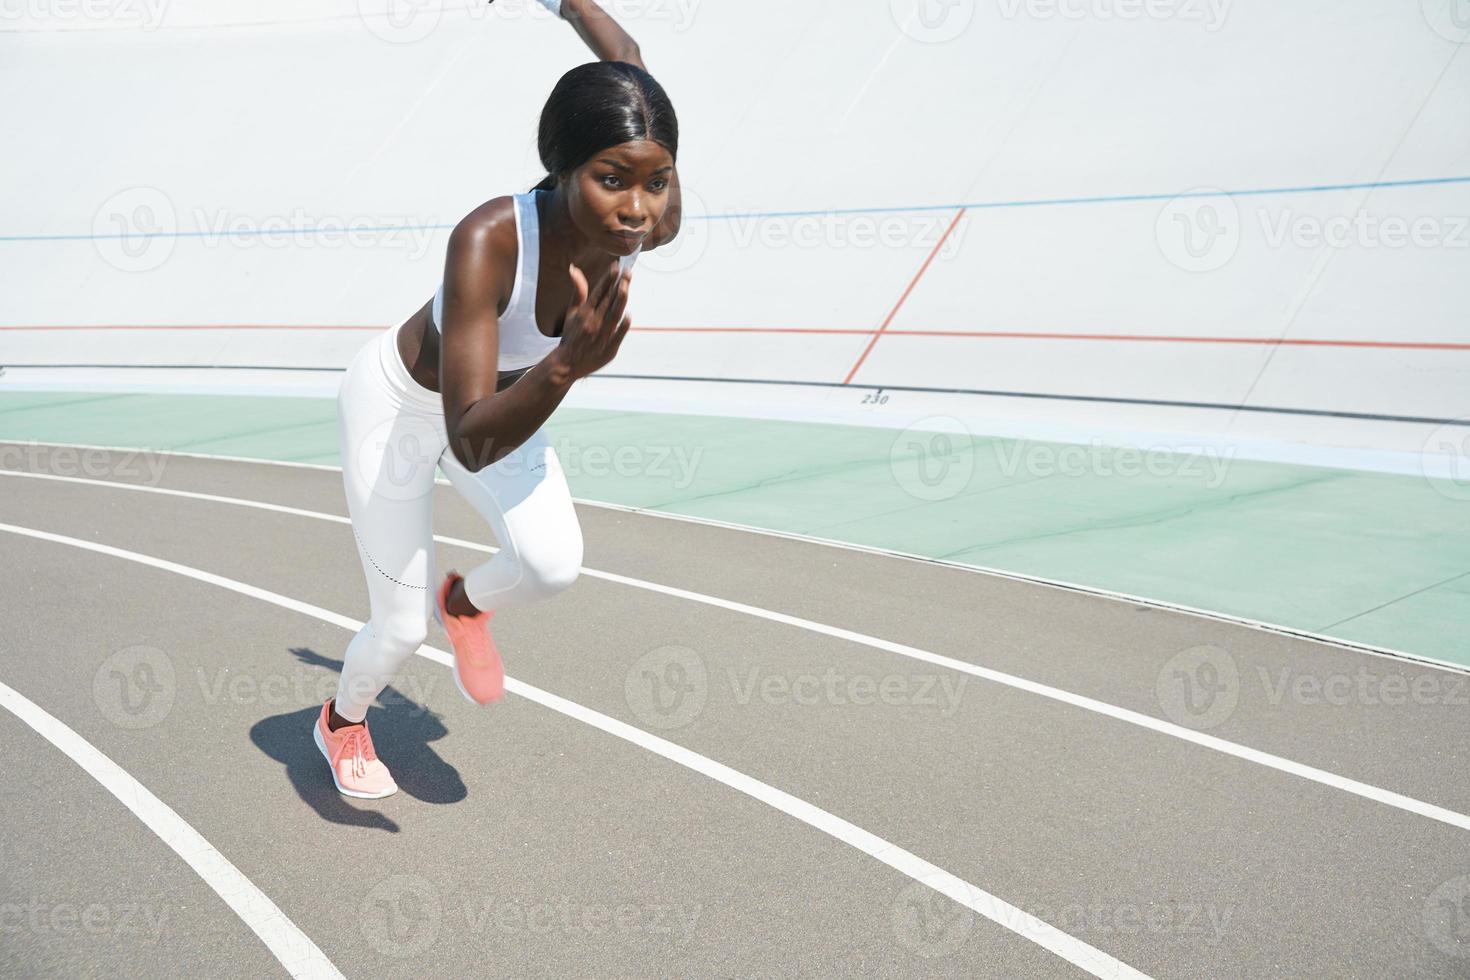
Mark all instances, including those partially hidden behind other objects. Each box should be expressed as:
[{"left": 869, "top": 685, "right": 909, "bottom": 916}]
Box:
[
  {"left": 650, "top": 179, "right": 668, "bottom": 191},
  {"left": 602, "top": 174, "right": 623, "bottom": 188}
]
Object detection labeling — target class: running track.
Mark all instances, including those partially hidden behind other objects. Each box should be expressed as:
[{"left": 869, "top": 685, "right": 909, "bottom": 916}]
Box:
[{"left": 1, "top": 443, "right": 1468, "bottom": 977}]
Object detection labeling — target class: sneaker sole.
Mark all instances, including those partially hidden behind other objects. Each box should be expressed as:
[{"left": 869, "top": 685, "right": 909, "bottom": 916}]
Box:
[{"left": 313, "top": 720, "right": 397, "bottom": 800}]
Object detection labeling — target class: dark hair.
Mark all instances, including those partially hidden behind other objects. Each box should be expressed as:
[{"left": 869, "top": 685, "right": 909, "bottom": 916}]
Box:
[{"left": 530, "top": 61, "right": 678, "bottom": 192}]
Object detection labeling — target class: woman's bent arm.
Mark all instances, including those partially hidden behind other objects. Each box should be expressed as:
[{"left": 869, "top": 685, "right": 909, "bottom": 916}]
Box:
[
  {"left": 438, "top": 204, "right": 568, "bottom": 472},
  {"left": 560, "top": 0, "right": 644, "bottom": 67},
  {"left": 439, "top": 205, "right": 634, "bottom": 473}
]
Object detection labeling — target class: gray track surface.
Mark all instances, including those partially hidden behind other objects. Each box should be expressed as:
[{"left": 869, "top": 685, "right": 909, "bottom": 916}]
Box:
[{"left": 1, "top": 442, "right": 1468, "bottom": 978}]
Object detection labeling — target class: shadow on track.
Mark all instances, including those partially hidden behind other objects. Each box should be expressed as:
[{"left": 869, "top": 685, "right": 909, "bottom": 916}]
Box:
[{"left": 249, "top": 647, "right": 466, "bottom": 831}]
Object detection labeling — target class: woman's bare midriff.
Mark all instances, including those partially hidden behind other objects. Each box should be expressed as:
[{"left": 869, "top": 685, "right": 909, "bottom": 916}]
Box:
[{"left": 394, "top": 299, "right": 531, "bottom": 397}]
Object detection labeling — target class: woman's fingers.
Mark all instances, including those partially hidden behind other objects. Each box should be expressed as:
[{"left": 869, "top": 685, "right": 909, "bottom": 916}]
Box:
[
  {"left": 610, "top": 313, "right": 632, "bottom": 355},
  {"left": 604, "top": 266, "right": 632, "bottom": 330},
  {"left": 588, "top": 257, "right": 620, "bottom": 313},
  {"left": 567, "top": 263, "right": 589, "bottom": 311}
]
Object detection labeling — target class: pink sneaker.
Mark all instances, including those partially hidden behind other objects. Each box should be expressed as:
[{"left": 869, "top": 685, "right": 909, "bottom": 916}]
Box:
[
  {"left": 434, "top": 569, "right": 504, "bottom": 705},
  {"left": 313, "top": 699, "right": 398, "bottom": 799}
]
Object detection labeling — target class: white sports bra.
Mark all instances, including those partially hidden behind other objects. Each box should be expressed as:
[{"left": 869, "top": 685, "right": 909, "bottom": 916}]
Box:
[{"left": 432, "top": 188, "right": 641, "bottom": 373}]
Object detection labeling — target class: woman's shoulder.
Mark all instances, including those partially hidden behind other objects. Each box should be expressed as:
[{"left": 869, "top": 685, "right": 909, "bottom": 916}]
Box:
[
  {"left": 448, "top": 194, "right": 521, "bottom": 254},
  {"left": 439, "top": 195, "right": 525, "bottom": 318}
]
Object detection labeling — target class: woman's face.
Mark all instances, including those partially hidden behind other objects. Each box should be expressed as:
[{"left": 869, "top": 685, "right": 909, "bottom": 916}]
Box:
[{"left": 566, "top": 139, "right": 675, "bottom": 256}]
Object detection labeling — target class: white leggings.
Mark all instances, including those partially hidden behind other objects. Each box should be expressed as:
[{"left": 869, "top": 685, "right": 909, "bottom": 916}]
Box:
[{"left": 332, "top": 322, "right": 583, "bottom": 722}]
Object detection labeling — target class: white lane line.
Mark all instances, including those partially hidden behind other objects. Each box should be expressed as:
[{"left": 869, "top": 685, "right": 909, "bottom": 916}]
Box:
[
  {"left": 0, "top": 520, "right": 1148, "bottom": 980},
  {"left": 6, "top": 468, "right": 1470, "bottom": 833},
  {"left": 0, "top": 678, "right": 343, "bottom": 980},
  {"left": 3, "top": 438, "right": 1457, "bottom": 674}
]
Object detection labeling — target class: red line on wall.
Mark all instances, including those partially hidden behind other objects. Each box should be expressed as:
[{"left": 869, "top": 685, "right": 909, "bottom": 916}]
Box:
[
  {"left": 2, "top": 323, "right": 1467, "bottom": 352},
  {"left": 840, "top": 207, "right": 969, "bottom": 385}
]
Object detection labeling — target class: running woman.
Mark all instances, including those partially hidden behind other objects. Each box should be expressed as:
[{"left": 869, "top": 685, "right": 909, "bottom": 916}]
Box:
[{"left": 318, "top": 0, "right": 682, "bottom": 798}]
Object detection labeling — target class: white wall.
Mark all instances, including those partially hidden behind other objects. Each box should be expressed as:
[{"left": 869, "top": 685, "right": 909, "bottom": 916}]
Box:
[{"left": 1, "top": 0, "right": 1467, "bottom": 475}]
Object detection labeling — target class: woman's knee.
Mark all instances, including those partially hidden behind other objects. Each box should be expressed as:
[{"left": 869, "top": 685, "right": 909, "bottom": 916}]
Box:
[
  {"left": 519, "top": 541, "right": 582, "bottom": 597},
  {"left": 372, "top": 607, "right": 430, "bottom": 656}
]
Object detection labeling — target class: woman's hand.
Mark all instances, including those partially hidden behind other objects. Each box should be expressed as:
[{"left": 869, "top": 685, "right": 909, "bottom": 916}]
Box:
[{"left": 552, "top": 258, "right": 632, "bottom": 383}]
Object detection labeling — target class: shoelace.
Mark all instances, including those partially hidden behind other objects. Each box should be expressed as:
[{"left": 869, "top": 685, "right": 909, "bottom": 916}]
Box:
[{"left": 336, "top": 727, "right": 377, "bottom": 779}]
